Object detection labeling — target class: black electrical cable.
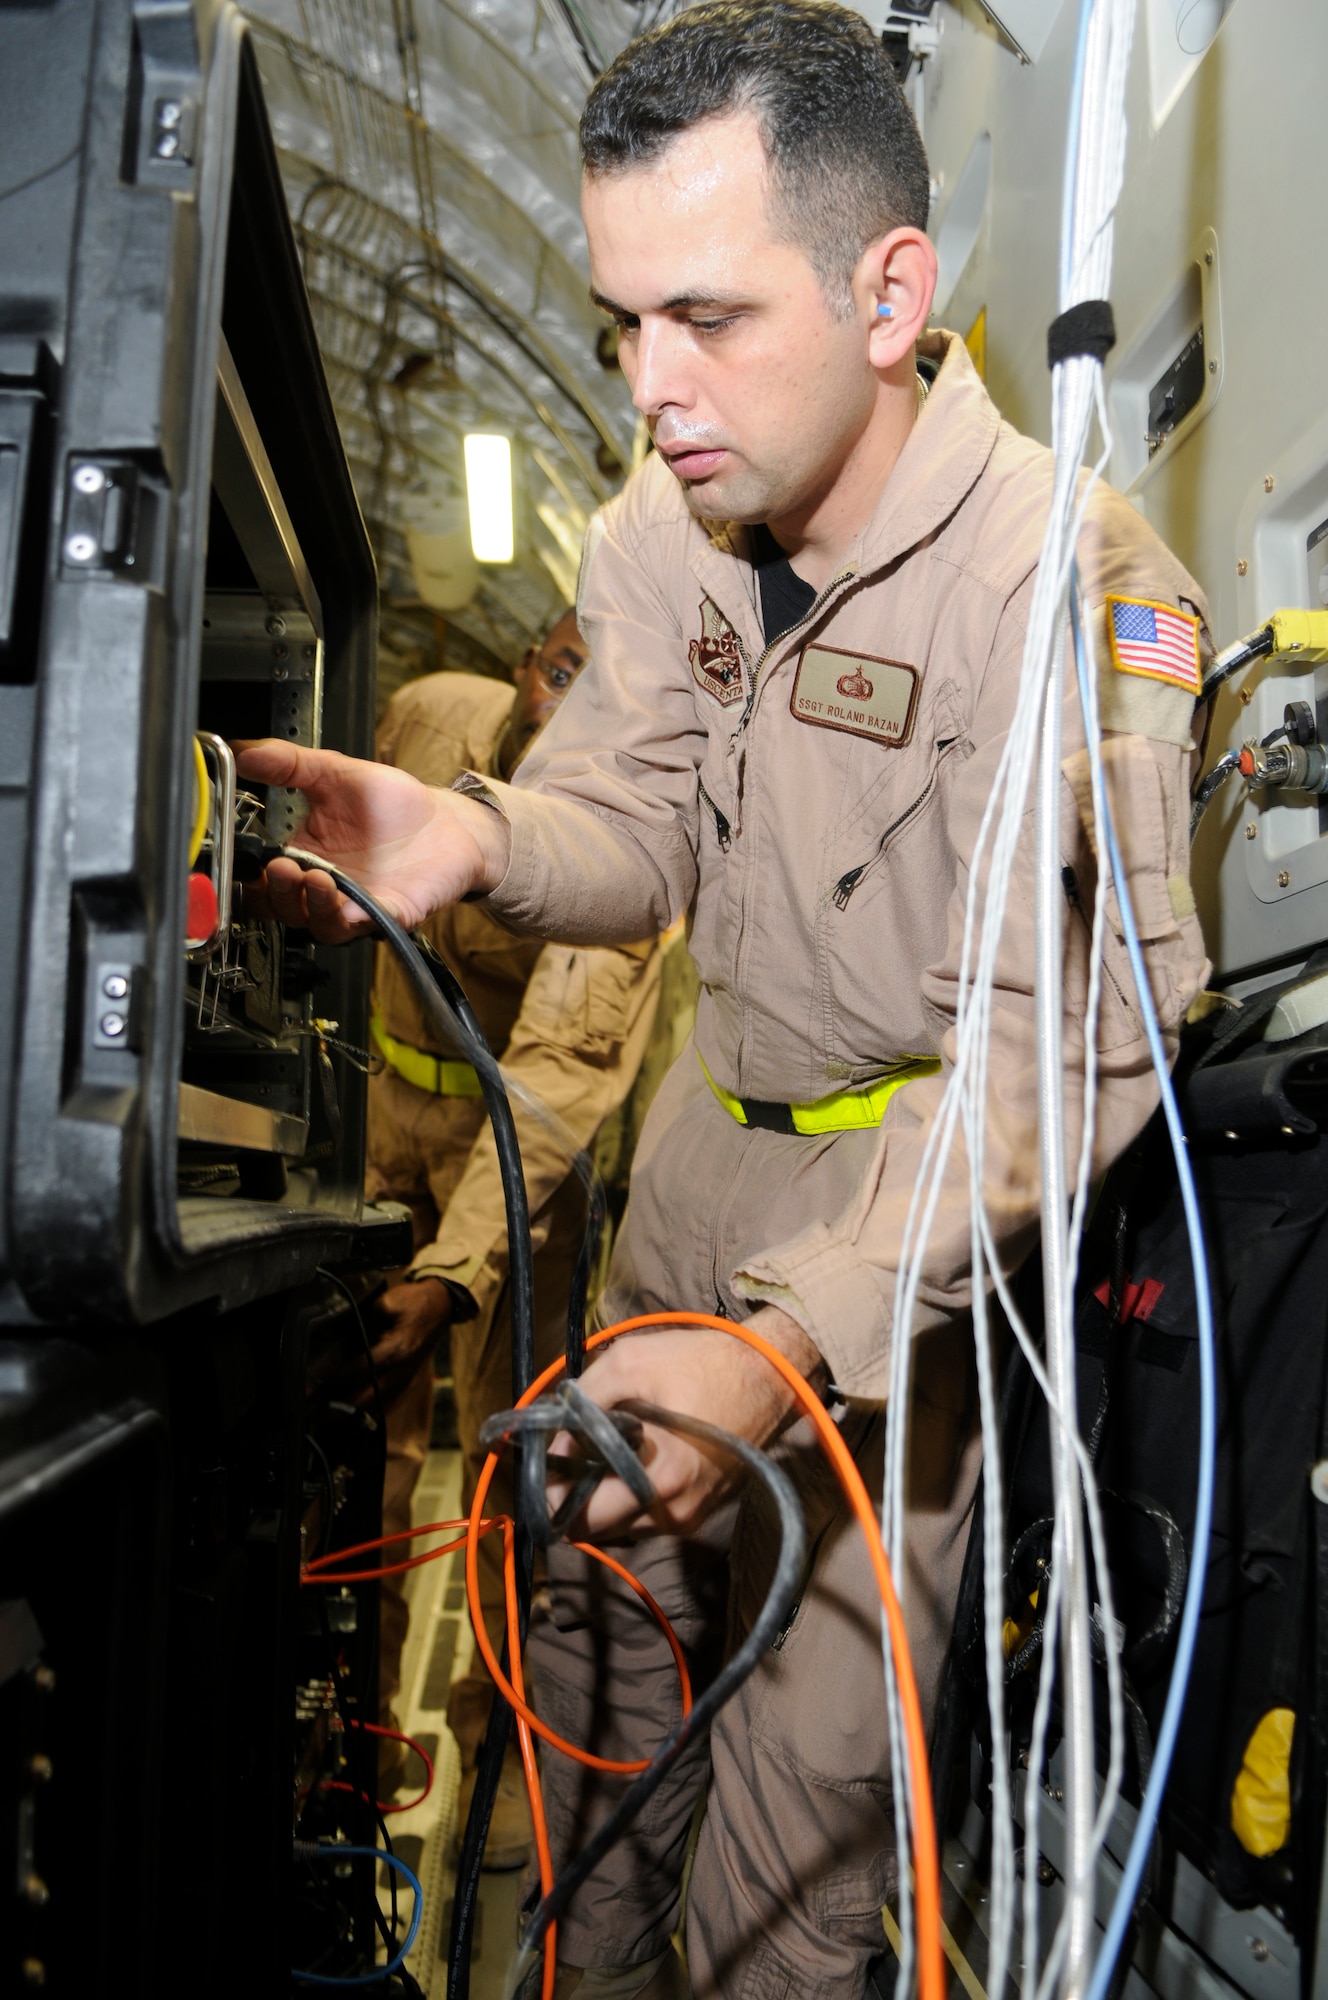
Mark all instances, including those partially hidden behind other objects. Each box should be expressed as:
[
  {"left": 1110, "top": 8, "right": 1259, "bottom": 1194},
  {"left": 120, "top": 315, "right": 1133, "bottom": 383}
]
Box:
[
  {"left": 1197, "top": 622, "right": 1275, "bottom": 705},
  {"left": 277, "top": 848, "right": 538, "bottom": 1998},
  {"left": 1189, "top": 749, "right": 1240, "bottom": 838},
  {"left": 502, "top": 1398, "right": 806, "bottom": 1977},
  {"left": 318, "top": 1264, "right": 388, "bottom": 1436},
  {"left": 565, "top": 1177, "right": 605, "bottom": 1381}
]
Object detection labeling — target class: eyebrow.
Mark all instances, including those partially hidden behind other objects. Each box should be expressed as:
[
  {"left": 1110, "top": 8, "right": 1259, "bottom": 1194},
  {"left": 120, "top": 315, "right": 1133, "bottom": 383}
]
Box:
[{"left": 591, "top": 287, "right": 747, "bottom": 316}]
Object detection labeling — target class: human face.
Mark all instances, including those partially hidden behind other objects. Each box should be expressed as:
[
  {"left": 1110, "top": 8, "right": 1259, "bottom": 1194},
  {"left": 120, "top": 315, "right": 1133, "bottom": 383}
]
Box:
[
  {"left": 497, "top": 609, "right": 589, "bottom": 777},
  {"left": 583, "top": 111, "right": 880, "bottom": 531}
]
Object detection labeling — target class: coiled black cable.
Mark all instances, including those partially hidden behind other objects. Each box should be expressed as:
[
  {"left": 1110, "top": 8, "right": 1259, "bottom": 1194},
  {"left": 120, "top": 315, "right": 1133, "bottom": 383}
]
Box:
[{"left": 483, "top": 1394, "right": 806, "bottom": 1988}]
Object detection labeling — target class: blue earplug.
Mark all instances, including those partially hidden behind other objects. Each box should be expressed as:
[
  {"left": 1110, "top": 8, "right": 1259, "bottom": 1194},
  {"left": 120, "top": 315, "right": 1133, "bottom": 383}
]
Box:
[{"left": 877, "top": 303, "right": 893, "bottom": 318}]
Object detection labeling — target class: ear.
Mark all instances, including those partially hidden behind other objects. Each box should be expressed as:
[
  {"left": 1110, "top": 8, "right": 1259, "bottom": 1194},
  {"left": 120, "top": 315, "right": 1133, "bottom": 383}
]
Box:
[
  {"left": 855, "top": 226, "right": 939, "bottom": 372},
  {"left": 512, "top": 644, "right": 537, "bottom": 687}
]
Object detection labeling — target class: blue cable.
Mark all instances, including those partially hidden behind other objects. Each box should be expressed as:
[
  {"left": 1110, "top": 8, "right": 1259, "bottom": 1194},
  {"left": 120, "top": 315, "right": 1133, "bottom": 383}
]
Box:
[
  {"left": 292, "top": 1845, "right": 423, "bottom": 1988},
  {"left": 1070, "top": 584, "right": 1217, "bottom": 2000}
]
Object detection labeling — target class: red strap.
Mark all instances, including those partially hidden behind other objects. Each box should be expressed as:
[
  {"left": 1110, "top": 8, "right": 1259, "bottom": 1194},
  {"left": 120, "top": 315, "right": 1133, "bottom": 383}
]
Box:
[{"left": 1094, "top": 1272, "right": 1164, "bottom": 1324}]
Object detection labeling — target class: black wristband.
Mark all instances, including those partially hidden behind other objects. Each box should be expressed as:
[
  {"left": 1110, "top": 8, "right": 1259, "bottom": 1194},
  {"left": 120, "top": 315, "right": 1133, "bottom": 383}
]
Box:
[{"left": 1047, "top": 298, "right": 1116, "bottom": 369}]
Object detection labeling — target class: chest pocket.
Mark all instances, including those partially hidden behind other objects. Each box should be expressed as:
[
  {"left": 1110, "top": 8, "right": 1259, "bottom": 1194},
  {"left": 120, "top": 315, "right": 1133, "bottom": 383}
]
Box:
[{"left": 823, "top": 681, "right": 969, "bottom": 905}]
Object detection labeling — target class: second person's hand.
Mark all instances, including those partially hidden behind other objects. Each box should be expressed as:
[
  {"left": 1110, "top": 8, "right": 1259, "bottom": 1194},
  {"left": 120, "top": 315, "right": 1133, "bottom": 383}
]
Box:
[{"left": 234, "top": 740, "right": 513, "bottom": 943}]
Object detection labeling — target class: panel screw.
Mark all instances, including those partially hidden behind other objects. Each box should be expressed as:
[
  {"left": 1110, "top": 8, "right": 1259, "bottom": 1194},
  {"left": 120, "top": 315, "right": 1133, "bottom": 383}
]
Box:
[
  {"left": 303, "top": 667, "right": 313, "bottom": 680},
  {"left": 27, "top": 1752, "right": 53, "bottom": 1782},
  {"left": 266, "top": 615, "right": 286, "bottom": 637},
  {"left": 1037, "top": 1858, "right": 1056, "bottom": 1886},
  {"left": 303, "top": 643, "right": 315, "bottom": 659},
  {"left": 272, "top": 643, "right": 288, "bottom": 661},
  {"left": 1264, "top": 476, "right": 1276, "bottom": 493},
  {"left": 1278, "top": 870, "right": 1290, "bottom": 888},
  {"left": 22, "top": 1873, "right": 49, "bottom": 1906},
  {"left": 72, "top": 463, "right": 106, "bottom": 495},
  {"left": 273, "top": 664, "right": 288, "bottom": 680},
  {"left": 1204, "top": 249, "right": 1213, "bottom": 266},
  {"left": 101, "top": 973, "right": 129, "bottom": 1000},
  {"left": 1208, "top": 358, "right": 1218, "bottom": 374},
  {"left": 154, "top": 131, "right": 179, "bottom": 159},
  {"left": 65, "top": 533, "right": 97, "bottom": 563},
  {"left": 32, "top": 1666, "right": 55, "bottom": 1693},
  {"left": 99, "top": 1012, "right": 126, "bottom": 1038},
  {"left": 1237, "top": 559, "right": 1249, "bottom": 577},
  {"left": 1239, "top": 686, "right": 1253, "bottom": 704},
  {"left": 157, "top": 100, "right": 182, "bottom": 128},
  {"left": 1245, "top": 823, "right": 1257, "bottom": 838},
  {"left": 1250, "top": 1940, "right": 1269, "bottom": 1963}
]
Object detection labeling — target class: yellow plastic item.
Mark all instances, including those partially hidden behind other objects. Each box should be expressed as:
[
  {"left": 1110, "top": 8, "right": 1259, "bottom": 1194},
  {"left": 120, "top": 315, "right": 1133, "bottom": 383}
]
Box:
[
  {"left": 1231, "top": 1707, "right": 1295, "bottom": 1857},
  {"left": 698, "top": 1049, "right": 940, "bottom": 1135},
  {"left": 371, "top": 1010, "right": 484, "bottom": 1097},
  {"left": 1268, "top": 609, "right": 1328, "bottom": 663},
  {"left": 189, "top": 736, "right": 210, "bottom": 868}
]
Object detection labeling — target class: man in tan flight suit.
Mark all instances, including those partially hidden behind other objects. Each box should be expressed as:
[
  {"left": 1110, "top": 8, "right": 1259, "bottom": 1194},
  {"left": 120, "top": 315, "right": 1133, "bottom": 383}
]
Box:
[
  {"left": 243, "top": 4, "right": 1213, "bottom": 1993},
  {"left": 363, "top": 611, "right": 661, "bottom": 1863}
]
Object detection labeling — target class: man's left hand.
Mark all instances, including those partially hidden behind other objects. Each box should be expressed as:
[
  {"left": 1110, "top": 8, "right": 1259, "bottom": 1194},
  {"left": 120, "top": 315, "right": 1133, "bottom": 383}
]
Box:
[{"left": 547, "top": 1306, "right": 826, "bottom": 1537}]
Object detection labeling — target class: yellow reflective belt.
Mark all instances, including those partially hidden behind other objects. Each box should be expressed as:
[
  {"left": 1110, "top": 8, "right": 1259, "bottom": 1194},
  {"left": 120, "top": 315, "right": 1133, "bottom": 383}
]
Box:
[
  {"left": 698, "top": 1049, "right": 939, "bottom": 1134},
  {"left": 371, "top": 1010, "right": 484, "bottom": 1098}
]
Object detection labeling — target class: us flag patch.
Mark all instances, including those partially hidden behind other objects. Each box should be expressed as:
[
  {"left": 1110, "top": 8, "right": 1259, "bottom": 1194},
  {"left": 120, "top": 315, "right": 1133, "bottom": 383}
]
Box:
[{"left": 1105, "top": 594, "right": 1201, "bottom": 694}]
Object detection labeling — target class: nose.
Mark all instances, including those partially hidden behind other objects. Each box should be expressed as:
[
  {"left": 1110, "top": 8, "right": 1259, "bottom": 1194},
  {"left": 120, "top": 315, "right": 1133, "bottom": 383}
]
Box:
[{"left": 627, "top": 318, "right": 693, "bottom": 419}]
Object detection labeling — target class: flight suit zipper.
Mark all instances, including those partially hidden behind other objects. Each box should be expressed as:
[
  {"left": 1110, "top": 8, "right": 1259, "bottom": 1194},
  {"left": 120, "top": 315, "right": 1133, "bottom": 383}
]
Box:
[
  {"left": 720, "top": 564, "right": 856, "bottom": 1088},
  {"left": 697, "top": 779, "right": 731, "bottom": 851},
  {"left": 735, "top": 566, "right": 858, "bottom": 729},
  {"left": 831, "top": 738, "right": 961, "bottom": 909}
]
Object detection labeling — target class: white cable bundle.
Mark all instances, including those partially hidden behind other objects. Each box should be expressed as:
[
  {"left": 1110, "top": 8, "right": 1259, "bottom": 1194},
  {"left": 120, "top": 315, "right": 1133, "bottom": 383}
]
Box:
[{"left": 880, "top": 3, "right": 1138, "bottom": 1995}]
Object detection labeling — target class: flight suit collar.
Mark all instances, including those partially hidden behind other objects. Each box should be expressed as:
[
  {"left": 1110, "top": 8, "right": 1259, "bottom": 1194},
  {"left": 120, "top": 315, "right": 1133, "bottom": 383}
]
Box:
[{"left": 684, "top": 329, "right": 1001, "bottom": 650}]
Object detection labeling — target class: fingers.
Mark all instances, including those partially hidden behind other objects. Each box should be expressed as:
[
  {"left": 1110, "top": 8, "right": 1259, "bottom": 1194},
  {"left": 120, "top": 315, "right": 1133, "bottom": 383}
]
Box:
[
  {"left": 233, "top": 738, "right": 350, "bottom": 792},
  {"left": 249, "top": 857, "right": 374, "bottom": 943}
]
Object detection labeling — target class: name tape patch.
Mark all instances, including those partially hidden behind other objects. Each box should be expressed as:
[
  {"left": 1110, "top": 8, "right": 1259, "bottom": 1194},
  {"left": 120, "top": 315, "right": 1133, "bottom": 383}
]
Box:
[
  {"left": 791, "top": 644, "right": 919, "bottom": 746},
  {"left": 1105, "top": 594, "right": 1201, "bottom": 695}
]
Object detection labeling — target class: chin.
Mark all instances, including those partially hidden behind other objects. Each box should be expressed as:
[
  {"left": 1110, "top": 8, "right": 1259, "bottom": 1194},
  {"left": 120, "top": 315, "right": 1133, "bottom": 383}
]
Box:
[{"left": 679, "top": 471, "right": 774, "bottom": 527}]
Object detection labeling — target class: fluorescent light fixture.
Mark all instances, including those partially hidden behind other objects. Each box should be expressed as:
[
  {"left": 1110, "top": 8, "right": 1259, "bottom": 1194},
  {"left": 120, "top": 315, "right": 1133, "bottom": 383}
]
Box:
[{"left": 463, "top": 433, "right": 514, "bottom": 563}]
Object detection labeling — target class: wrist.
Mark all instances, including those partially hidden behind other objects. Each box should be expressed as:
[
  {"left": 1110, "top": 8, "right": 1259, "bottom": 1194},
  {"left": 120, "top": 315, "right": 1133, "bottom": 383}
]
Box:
[
  {"left": 746, "top": 1305, "right": 829, "bottom": 1404},
  {"left": 451, "top": 790, "right": 512, "bottom": 896}
]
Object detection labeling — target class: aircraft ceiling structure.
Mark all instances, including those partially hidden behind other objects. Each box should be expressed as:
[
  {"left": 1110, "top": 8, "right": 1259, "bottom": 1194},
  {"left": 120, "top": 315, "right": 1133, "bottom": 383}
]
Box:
[{"left": 239, "top": 0, "right": 659, "bottom": 687}]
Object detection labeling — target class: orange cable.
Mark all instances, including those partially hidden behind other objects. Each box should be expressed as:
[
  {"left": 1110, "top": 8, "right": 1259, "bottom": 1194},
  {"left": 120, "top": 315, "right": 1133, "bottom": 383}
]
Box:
[{"left": 465, "top": 1313, "right": 945, "bottom": 2000}]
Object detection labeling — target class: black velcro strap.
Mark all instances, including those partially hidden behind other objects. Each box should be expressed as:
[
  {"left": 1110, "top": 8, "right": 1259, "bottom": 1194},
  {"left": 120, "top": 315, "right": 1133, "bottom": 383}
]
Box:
[{"left": 1047, "top": 299, "right": 1116, "bottom": 369}]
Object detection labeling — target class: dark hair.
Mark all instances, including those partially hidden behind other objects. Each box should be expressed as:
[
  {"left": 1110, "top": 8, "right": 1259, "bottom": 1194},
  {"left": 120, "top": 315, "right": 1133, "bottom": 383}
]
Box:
[{"left": 580, "top": 0, "right": 930, "bottom": 310}]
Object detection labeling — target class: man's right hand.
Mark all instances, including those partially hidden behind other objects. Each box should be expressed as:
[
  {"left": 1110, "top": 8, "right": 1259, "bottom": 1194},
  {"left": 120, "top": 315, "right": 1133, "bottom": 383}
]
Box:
[
  {"left": 234, "top": 740, "right": 512, "bottom": 944},
  {"left": 361, "top": 1276, "right": 454, "bottom": 1410}
]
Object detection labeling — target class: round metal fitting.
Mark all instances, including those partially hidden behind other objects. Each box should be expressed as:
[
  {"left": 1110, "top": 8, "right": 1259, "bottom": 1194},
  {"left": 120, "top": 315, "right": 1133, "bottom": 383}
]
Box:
[
  {"left": 65, "top": 533, "right": 97, "bottom": 563},
  {"left": 1245, "top": 823, "right": 1257, "bottom": 839},
  {"left": 101, "top": 973, "right": 129, "bottom": 1000},
  {"left": 1278, "top": 870, "right": 1291, "bottom": 888},
  {"left": 266, "top": 615, "right": 286, "bottom": 637},
  {"left": 99, "top": 1011, "right": 127, "bottom": 1039},
  {"left": 72, "top": 463, "right": 106, "bottom": 495}
]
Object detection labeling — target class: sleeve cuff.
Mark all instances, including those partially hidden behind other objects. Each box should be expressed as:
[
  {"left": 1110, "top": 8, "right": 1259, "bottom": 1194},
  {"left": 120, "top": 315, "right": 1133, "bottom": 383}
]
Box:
[{"left": 732, "top": 1228, "right": 894, "bottom": 1401}]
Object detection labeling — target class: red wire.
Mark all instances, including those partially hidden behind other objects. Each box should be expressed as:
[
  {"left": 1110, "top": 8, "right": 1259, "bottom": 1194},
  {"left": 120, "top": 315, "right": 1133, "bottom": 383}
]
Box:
[{"left": 301, "top": 1517, "right": 506, "bottom": 1584}]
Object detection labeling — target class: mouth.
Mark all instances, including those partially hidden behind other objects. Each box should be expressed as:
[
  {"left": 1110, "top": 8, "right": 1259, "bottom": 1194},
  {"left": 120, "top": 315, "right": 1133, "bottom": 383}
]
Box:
[{"left": 659, "top": 444, "right": 729, "bottom": 481}]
